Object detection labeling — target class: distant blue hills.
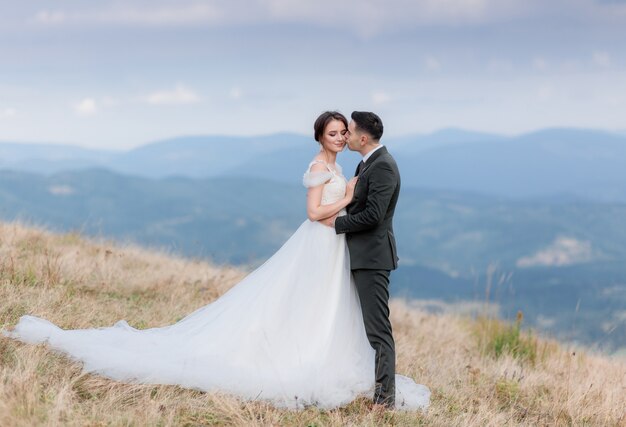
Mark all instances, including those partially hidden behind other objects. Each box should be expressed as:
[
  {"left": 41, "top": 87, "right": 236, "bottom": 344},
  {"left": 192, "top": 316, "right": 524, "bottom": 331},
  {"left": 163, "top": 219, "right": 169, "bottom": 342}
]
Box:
[{"left": 2, "top": 127, "right": 626, "bottom": 202}]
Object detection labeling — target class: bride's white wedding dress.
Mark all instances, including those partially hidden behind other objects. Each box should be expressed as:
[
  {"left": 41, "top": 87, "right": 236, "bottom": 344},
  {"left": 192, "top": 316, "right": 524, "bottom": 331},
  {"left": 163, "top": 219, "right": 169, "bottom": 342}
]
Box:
[{"left": 3, "top": 161, "right": 429, "bottom": 411}]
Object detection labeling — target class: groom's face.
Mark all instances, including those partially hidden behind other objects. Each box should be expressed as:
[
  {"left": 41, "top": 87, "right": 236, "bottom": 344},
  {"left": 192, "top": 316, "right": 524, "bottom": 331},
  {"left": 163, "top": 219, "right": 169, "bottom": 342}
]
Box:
[{"left": 345, "top": 120, "right": 361, "bottom": 152}]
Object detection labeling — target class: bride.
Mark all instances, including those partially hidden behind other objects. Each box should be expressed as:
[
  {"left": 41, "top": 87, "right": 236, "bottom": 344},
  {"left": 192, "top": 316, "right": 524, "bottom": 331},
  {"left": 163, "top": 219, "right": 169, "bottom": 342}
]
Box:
[{"left": 3, "top": 111, "right": 429, "bottom": 411}]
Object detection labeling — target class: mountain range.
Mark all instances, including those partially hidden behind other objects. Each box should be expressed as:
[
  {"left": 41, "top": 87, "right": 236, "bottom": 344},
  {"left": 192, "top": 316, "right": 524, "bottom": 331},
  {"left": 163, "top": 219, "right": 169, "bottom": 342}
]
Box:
[{"left": 3, "top": 128, "right": 626, "bottom": 202}]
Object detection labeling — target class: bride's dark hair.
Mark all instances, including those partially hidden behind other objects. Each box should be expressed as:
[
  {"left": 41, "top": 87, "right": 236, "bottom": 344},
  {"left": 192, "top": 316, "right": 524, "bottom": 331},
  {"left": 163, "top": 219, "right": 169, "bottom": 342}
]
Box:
[{"left": 313, "top": 111, "right": 348, "bottom": 143}]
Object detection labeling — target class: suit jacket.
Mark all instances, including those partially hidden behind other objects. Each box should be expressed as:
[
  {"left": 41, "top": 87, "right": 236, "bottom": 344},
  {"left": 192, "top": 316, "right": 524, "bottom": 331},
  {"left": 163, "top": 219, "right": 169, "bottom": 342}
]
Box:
[{"left": 335, "top": 146, "right": 400, "bottom": 270}]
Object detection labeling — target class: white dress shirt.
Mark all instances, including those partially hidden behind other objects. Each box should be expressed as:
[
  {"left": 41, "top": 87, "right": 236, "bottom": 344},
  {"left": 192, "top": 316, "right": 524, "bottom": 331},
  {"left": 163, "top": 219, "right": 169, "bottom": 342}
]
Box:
[{"left": 362, "top": 144, "right": 384, "bottom": 163}]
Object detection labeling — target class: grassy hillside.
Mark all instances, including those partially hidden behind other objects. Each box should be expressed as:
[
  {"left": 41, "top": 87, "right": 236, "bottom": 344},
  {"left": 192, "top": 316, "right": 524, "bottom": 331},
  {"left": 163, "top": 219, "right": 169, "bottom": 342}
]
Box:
[{"left": 1, "top": 222, "right": 624, "bottom": 426}]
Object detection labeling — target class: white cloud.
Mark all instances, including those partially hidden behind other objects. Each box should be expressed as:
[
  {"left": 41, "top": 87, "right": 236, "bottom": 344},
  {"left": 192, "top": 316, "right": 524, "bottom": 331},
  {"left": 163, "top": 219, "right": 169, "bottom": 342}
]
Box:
[
  {"left": 107, "top": 2, "right": 225, "bottom": 26},
  {"left": 592, "top": 51, "right": 611, "bottom": 68},
  {"left": 0, "top": 107, "right": 17, "bottom": 119},
  {"left": 264, "top": 0, "right": 528, "bottom": 34},
  {"left": 516, "top": 237, "right": 594, "bottom": 268},
  {"left": 34, "top": 10, "right": 66, "bottom": 24},
  {"left": 230, "top": 87, "right": 243, "bottom": 100},
  {"left": 23, "top": 0, "right": 626, "bottom": 38},
  {"left": 425, "top": 56, "right": 442, "bottom": 71},
  {"left": 537, "top": 85, "right": 555, "bottom": 101},
  {"left": 28, "top": 0, "right": 540, "bottom": 35},
  {"left": 532, "top": 57, "right": 548, "bottom": 71},
  {"left": 74, "top": 98, "right": 97, "bottom": 116},
  {"left": 371, "top": 91, "right": 391, "bottom": 105},
  {"left": 33, "top": 4, "right": 223, "bottom": 27},
  {"left": 146, "top": 84, "right": 201, "bottom": 105},
  {"left": 113, "top": 4, "right": 222, "bottom": 26}
]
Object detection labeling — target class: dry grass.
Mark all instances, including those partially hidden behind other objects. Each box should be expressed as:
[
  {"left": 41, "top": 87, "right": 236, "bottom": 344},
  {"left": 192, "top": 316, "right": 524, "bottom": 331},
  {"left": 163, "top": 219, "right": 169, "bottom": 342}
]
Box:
[{"left": 1, "top": 221, "right": 625, "bottom": 426}]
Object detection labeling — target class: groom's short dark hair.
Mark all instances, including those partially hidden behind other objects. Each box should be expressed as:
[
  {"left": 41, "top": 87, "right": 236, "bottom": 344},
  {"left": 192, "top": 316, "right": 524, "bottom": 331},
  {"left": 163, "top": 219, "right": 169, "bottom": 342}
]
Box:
[{"left": 351, "top": 111, "right": 383, "bottom": 141}]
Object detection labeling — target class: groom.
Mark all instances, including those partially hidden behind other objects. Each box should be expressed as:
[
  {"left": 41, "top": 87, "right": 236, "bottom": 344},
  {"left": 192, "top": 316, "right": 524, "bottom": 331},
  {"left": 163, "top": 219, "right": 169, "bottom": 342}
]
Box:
[{"left": 322, "top": 111, "right": 400, "bottom": 409}]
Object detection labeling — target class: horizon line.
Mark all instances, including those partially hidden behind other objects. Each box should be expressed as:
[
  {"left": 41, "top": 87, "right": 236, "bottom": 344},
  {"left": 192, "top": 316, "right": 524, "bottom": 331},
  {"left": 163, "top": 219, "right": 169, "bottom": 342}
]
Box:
[{"left": 1, "top": 125, "right": 625, "bottom": 151}]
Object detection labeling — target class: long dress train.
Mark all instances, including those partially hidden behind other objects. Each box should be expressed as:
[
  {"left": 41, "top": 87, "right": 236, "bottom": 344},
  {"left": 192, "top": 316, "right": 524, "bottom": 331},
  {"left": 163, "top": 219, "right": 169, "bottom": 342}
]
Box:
[{"left": 3, "top": 161, "right": 430, "bottom": 411}]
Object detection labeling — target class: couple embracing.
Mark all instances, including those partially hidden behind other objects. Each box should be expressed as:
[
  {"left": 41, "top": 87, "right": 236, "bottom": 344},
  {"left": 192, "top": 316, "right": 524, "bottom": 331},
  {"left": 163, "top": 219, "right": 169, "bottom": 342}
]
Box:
[{"left": 4, "top": 111, "right": 430, "bottom": 411}]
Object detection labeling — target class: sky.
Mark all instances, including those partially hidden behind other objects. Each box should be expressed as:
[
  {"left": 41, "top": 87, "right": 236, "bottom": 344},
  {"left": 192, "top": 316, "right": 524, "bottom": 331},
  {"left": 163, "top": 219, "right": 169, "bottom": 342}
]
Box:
[{"left": 0, "top": 0, "right": 625, "bottom": 149}]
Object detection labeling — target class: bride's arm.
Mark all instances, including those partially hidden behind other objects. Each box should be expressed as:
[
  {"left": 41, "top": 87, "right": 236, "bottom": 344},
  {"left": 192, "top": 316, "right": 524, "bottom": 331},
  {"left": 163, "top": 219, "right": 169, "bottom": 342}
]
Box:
[{"left": 306, "top": 163, "right": 355, "bottom": 222}]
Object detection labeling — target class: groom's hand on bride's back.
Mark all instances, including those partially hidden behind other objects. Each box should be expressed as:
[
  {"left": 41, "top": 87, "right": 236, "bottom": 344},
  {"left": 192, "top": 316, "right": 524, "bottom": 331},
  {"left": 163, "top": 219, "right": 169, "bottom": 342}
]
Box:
[{"left": 320, "top": 214, "right": 337, "bottom": 228}]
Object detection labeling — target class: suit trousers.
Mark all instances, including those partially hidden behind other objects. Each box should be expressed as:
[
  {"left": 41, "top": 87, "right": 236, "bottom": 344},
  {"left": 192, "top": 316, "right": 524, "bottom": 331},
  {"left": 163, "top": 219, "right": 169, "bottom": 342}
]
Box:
[{"left": 352, "top": 268, "right": 395, "bottom": 406}]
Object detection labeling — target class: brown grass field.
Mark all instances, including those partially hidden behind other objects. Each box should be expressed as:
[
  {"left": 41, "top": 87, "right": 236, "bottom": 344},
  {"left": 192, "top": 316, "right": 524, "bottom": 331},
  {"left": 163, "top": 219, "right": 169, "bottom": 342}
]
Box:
[{"left": 1, "top": 222, "right": 625, "bottom": 426}]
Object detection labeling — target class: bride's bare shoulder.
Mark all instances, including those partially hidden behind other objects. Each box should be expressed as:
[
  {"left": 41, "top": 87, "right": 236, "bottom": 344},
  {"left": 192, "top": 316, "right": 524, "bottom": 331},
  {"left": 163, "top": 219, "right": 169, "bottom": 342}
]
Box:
[{"left": 308, "top": 156, "right": 328, "bottom": 172}]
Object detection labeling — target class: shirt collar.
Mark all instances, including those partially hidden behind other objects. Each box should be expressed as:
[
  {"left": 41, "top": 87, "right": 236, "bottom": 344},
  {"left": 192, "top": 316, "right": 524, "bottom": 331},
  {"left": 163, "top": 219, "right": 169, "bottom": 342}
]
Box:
[{"left": 362, "top": 144, "right": 384, "bottom": 163}]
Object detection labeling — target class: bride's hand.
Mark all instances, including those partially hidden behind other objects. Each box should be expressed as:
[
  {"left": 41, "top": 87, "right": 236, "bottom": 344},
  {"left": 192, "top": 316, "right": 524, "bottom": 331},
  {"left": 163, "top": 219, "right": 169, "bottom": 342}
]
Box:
[{"left": 345, "top": 177, "right": 358, "bottom": 200}]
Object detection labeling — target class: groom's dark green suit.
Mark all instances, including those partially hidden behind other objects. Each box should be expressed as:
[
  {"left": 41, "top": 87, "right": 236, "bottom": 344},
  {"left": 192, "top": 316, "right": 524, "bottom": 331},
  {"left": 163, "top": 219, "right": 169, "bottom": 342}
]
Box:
[{"left": 334, "top": 145, "right": 400, "bottom": 407}]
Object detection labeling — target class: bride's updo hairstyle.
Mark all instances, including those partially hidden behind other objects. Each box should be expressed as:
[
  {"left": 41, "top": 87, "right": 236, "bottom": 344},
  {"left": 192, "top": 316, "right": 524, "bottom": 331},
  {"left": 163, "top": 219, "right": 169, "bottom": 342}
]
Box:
[{"left": 313, "top": 111, "right": 348, "bottom": 144}]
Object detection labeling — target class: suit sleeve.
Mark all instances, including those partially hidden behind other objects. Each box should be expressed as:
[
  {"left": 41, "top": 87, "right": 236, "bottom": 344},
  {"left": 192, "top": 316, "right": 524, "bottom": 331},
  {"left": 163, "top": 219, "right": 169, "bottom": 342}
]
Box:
[{"left": 335, "top": 163, "right": 397, "bottom": 234}]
